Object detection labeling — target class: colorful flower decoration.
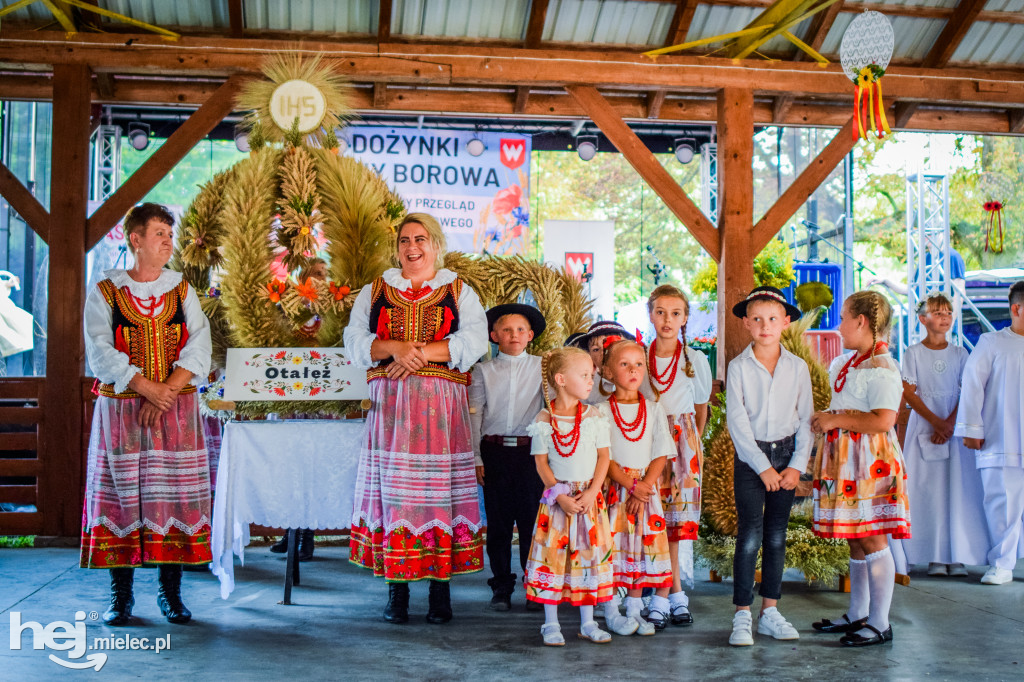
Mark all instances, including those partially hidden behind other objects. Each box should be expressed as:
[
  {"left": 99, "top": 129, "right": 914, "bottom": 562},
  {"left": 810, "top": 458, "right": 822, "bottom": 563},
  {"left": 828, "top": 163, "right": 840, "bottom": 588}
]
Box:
[
  {"left": 841, "top": 480, "right": 857, "bottom": 498},
  {"left": 266, "top": 278, "right": 287, "bottom": 303},
  {"left": 329, "top": 282, "right": 351, "bottom": 301},
  {"left": 870, "top": 459, "right": 891, "bottom": 478},
  {"left": 295, "top": 277, "right": 319, "bottom": 302},
  {"left": 648, "top": 515, "right": 666, "bottom": 533},
  {"left": 983, "top": 201, "right": 1005, "bottom": 253},
  {"left": 840, "top": 11, "right": 894, "bottom": 141}
]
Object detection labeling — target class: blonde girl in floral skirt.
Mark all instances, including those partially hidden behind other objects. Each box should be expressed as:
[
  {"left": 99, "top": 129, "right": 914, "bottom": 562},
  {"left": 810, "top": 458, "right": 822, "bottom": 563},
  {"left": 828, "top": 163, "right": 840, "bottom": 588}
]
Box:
[
  {"left": 810, "top": 291, "right": 910, "bottom": 648},
  {"left": 525, "top": 346, "right": 615, "bottom": 646},
  {"left": 597, "top": 337, "right": 675, "bottom": 637}
]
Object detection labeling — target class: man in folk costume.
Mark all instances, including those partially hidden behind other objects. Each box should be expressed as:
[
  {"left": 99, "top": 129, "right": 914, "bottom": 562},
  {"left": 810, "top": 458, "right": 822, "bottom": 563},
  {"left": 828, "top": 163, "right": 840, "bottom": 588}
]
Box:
[
  {"left": 345, "top": 213, "right": 489, "bottom": 624},
  {"left": 82, "top": 203, "right": 213, "bottom": 625}
]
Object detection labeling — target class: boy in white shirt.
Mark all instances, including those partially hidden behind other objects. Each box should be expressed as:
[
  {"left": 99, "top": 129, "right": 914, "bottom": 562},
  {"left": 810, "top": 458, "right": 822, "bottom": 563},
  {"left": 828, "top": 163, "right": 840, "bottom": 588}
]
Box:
[
  {"left": 955, "top": 280, "right": 1024, "bottom": 585},
  {"left": 725, "top": 286, "right": 813, "bottom": 646},
  {"left": 469, "top": 304, "right": 547, "bottom": 611}
]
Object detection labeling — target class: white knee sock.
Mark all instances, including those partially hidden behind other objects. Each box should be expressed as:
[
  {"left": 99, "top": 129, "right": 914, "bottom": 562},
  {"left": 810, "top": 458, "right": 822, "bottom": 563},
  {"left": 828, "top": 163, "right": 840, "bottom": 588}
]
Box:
[
  {"left": 649, "top": 595, "right": 671, "bottom": 615},
  {"left": 543, "top": 604, "right": 558, "bottom": 625},
  {"left": 603, "top": 595, "right": 622, "bottom": 622},
  {"left": 847, "top": 558, "right": 869, "bottom": 622},
  {"left": 624, "top": 596, "right": 645, "bottom": 620},
  {"left": 865, "top": 547, "right": 895, "bottom": 632},
  {"left": 668, "top": 590, "right": 689, "bottom": 610},
  {"left": 580, "top": 605, "right": 594, "bottom": 625}
]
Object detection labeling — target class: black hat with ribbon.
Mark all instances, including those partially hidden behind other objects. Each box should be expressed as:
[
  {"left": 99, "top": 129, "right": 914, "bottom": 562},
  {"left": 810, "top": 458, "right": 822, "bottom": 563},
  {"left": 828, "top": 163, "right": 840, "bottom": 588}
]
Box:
[
  {"left": 564, "top": 332, "right": 586, "bottom": 348},
  {"left": 486, "top": 303, "right": 547, "bottom": 336},
  {"left": 577, "top": 320, "right": 636, "bottom": 349},
  {"left": 731, "top": 286, "right": 802, "bottom": 320}
]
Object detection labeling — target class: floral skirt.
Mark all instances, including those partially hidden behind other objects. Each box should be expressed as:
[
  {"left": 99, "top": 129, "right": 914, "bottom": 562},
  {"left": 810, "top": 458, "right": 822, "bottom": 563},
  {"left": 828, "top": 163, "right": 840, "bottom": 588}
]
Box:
[
  {"left": 80, "top": 393, "right": 212, "bottom": 568},
  {"left": 524, "top": 480, "right": 615, "bottom": 606},
  {"left": 811, "top": 430, "right": 911, "bottom": 540},
  {"left": 605, "top": 468, "right": 672, "bottom": 590},
  {"left": 349, "top": 376, "right": 483, "bottom": 582},
  {"left": 661, "top": 412, "right": 702, "bottom": 542}
]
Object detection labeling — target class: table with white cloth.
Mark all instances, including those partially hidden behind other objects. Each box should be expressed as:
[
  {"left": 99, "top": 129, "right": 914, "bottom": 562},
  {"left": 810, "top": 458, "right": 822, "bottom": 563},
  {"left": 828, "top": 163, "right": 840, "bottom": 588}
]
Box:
[{"left": 210, "top": 419, "right": 364, "bottom": 601}]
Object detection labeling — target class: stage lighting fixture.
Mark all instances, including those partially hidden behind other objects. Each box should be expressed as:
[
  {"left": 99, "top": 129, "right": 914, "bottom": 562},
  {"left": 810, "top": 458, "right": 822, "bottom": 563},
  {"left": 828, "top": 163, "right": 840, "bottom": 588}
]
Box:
[
  {"left": 128, "top": 122, "right": 151, "bottom": 151},
  {"left": 467, "top": 137, "right": 486, "bottom": 157},
  {"left": 673, "top": 138, "right": 695, "bottom": 164},
  {"left": 234, "top": 124, "right": 250, "bottom": 152},
  {"left": 576, "top": 135, "right": 598, "bottom": 161}
]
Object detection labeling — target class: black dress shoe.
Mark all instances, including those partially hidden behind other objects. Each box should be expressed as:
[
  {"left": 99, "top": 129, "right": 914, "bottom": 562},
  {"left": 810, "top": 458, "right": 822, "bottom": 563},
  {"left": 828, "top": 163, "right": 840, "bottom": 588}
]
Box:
[
  {"left": 426, "top": 580, "right": 453, "bottom": 624},
  {"left": 841, "top": 624, "right": 893, "bottom": 647},
  {"left": 812, "top": 614, "right": 867, "bottom": 634},
  {"left": 297, "top": 529, "right": 315, "bottom": 562},
  {"left": 157, "top": 565, "right": 192, "bottom": 624},
  {"left": 102, "top": 568, "right": 135, "bottom": 626},
  {"left": 489, "top": 592, "right": 512, "bottom": 612},
  {"left": 383, "top": 582, "right": 409, "bottom": 624},
  {"left": 269, "top": 535, "right": 288, "bottom": 553},
  {"left": 670, "top": 606, "right": 694, "bottom": 626}
]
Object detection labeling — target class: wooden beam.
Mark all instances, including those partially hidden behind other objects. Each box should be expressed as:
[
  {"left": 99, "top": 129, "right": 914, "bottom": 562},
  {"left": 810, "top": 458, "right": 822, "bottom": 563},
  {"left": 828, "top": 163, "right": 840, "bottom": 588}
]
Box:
[
  {"left": 95, "top": 71, "right": 115, "bottom": 99},
  {"left": 86, "top": 75, "right": 245, "bottom": 249},
  {"left": 772, "top": 94, "right": 794, "bottom": 123},
  {"left": 373, "top": 81, "right": 387, "bottom": 108},
  {"left": 42, "top": 63, "right": 91, "bottom": 537},
  {"left": 1010, "top": 109, "right": 1024, "bottom": 134},
  {"left": 752, "top": 117, "right": 856, "bottom": 251},
  {"left": 524, "top": 0, "right": 549, "bottom": 49},
  {"left": 377, "top": 0, "right": 392, "bottom": 44},
  {"left": 566, "top": 84, "right": 720, "bottom": 261},
  {"left": 797, "top": 0, "right": 842, "bottom": 59},
  {"left": 227, "top": 0, "right": 244, "bottom": 39},
  {"left": 894, "top": 101, "right": 917, "bottom": 128},
  {"left": 646, "top": 89, "right": 666, "bottom": 119},
  {"left": 514, "top": 85, "right": 530, "bottom": 114},
  {"left": 716, "top": 87, "right": 755, "bottom": 375},
  {"left": 923, "top": 0, "right": 988, "bottom": 69},
  {"left": 0, "top": 162, "right": 50, "bottom": 243},
  {"left": 664, "top": 0, "right": 698, "bottom": 46}
]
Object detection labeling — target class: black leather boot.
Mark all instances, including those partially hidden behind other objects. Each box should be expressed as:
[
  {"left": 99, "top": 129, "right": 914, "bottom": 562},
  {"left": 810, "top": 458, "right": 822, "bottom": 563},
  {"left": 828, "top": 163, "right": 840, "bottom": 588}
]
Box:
[
  {"left": 426, "top": 580, "right": 453, "bottom": 624},
  {"left": 157, "top": 565, "right": 192, "bottom": 624},
  {"left": 383, "top": 582, "right": 410, "bottom": 624},
  {"left": 102, "top": 568, "right": 135, "bottom": 626},
  {"left": 269, "top": 535, "right": 288, "bottom": 553},
  {"left": 297, "top": 529, "right": 315, "bottom": 562}
]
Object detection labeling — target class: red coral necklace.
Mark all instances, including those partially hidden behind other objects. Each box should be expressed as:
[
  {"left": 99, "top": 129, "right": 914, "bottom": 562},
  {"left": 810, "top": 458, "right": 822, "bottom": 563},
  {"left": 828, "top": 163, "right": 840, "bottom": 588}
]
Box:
[
  {"left": 609, "top": 394, "right": 647, "bottom": 442},
  {"left": 833, "top": 342, "right": 888, "bottom": 393},
  {"left": 649, "top": 340, "right": 681, "bottom": 392},
  {"left": 550, "top": 402, "right": 583, "bottom": 457}
]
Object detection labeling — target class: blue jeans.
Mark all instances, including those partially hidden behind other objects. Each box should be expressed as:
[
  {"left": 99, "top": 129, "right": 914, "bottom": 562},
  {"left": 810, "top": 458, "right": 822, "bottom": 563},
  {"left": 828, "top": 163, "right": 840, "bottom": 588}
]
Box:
[{"left": 732, "top": 435, "right": 797, "bottom": 607}]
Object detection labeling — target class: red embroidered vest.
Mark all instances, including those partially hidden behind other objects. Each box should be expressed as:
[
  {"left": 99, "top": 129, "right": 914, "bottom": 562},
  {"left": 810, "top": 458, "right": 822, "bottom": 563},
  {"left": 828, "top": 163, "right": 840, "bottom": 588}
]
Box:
[
  {"left": 94, "top": 278, "right": 197, "bottom": 399},
  {"left": 366, "top": 276, "right": 470, "bottom": 385}
]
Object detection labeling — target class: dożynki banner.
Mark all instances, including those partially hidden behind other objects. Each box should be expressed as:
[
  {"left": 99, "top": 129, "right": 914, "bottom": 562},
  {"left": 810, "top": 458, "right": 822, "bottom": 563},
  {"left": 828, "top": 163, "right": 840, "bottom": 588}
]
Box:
[{"left": 342, "top": 127, "right": 530, "bottom": 255}]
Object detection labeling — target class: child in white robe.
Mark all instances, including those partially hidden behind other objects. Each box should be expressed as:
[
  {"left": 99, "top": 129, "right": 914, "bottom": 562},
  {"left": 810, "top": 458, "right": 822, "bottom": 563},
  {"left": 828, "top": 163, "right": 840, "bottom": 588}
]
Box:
[{"left": 955, "top": 280, "right": 1024, "bottom": 585}]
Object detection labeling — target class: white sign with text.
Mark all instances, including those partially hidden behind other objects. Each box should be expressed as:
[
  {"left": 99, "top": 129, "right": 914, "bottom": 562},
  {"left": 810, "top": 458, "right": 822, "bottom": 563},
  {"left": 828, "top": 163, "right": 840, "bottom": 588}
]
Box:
[{"left": 224, "top": 348, "right": 368, "bottom": 401}]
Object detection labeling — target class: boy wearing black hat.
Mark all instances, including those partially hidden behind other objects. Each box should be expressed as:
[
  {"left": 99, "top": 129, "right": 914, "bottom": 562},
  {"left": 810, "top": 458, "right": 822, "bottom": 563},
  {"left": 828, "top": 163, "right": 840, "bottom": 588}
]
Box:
[
  {"left": 725, "top": 286, "right": 813, "bottom": 647},
  {"left": 469, "top": 304, "right": 547, "bottom": 612}
]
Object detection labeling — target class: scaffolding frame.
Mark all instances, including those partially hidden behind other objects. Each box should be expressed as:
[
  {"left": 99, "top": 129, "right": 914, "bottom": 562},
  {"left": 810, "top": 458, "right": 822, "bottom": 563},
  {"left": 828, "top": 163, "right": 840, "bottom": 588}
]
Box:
[
  {"left": 700, "top": 142, "right": 718, "bottom": 224},
  {"left": 90, "top": 124, "right": 121, "bottom": 203}
]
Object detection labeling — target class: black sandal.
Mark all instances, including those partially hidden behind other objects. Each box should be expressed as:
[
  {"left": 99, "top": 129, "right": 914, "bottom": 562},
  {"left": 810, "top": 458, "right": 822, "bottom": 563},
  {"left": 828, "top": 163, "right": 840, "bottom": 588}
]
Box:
[
  {"left": 812, "top": 614, "right": 866, "bottom": 634},
  {"left": 840, "top": 623, "right": 893, "bottom": 647}
]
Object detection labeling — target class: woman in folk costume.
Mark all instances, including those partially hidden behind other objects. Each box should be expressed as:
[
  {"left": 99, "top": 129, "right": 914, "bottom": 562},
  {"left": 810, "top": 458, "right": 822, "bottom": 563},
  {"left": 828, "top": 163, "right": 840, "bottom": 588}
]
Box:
[
  {"left": 810, "top": 291, "right": 910, "bottom": 647},
  {"left": 81, "top": 203, "right": 212, "bottom": 626},
  {"left": 344, "top": 213, "right": 488, "bottom": 624}
]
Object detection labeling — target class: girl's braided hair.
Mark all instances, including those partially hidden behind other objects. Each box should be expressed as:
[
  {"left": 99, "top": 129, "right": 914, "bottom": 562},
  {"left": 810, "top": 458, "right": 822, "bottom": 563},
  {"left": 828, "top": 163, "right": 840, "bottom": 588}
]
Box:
[
  {"left": 647, "top": 284, "right": 694, "bottom": 378},
  {"left": 540, "top": 346, "right": 591, "bottom": 414},
  {"left": 846, "top": 290, "right": 893, "bottom": 359}
]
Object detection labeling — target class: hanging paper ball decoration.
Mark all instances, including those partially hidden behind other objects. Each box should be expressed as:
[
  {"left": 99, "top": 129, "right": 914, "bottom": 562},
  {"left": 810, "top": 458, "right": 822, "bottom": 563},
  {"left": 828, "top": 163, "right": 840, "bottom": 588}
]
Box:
[
  {"left": 979, "top": 172, "right": 1011, "bottom": 253},
  {"left": 840, "top": 11, "right": 895, "bottom": 141}
]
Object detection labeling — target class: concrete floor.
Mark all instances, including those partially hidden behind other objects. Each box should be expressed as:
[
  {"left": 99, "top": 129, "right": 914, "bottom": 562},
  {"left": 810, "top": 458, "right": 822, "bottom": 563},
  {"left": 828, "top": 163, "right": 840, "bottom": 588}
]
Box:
[{"left": 1, "top": 546, "right": 1022, "bottom": 681}]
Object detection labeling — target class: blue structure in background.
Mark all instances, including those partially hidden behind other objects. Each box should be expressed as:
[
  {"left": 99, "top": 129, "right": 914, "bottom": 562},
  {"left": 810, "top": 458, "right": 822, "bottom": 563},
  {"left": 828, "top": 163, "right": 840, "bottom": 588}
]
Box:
[{"left": 782, "top": 262, "right": 843, "bottom": 329}]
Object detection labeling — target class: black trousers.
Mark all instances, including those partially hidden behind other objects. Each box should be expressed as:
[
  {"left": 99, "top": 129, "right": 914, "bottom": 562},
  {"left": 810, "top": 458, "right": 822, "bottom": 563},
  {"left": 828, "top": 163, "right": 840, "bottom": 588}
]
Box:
[
  {"left": 480, "top": 439, "right": 544, "bottom": 594},
  {"left": 732, "top": 434, "right": 798, "bottom": 607}
]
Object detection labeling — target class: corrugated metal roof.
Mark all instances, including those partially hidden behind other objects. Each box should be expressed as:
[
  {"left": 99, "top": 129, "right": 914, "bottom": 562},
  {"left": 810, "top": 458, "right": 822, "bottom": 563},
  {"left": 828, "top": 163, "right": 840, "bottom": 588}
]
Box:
[
  {"left": 393, "top": 0, "right": 529, "bottom": 40},
  {"left": 543, "top": 0, "right": 675, "bottom": 45},
  {"left": 243, "top": 0, "right": 376, "bottom": 34},
  {"left": 99, "top": 0, "right": 230, "bottom": 30}
]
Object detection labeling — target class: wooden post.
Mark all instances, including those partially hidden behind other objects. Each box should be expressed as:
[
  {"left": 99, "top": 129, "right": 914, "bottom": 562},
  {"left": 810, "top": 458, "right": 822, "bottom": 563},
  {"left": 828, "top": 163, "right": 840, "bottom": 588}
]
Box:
[
  {"left": 41, "top": 64, "right": 91, "bottom": 537},
  {"left": 716, "top": 87, "right": 755, "bottom": 378}
]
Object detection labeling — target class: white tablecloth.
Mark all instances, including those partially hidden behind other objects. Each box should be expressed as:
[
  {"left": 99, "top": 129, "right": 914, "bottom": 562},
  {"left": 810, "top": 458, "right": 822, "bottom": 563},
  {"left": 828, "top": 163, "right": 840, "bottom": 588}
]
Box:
[{"left": 210, "top": 419, "right": 365, "bottom": 598}]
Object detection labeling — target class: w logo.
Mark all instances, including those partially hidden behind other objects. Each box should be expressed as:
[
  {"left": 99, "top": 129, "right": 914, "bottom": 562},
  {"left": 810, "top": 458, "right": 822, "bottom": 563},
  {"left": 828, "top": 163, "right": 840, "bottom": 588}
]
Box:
[
  {"left": 564, "top": 252, "right": 594, "bottom": 282},
  {"left": 500, "top": 139, "right": 526, "bottom": 169}
]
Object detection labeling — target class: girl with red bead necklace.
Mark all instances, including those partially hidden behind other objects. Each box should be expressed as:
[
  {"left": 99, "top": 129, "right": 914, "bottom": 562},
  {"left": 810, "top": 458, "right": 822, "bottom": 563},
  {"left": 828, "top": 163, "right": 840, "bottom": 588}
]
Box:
[
  {"left": 809, "top": 290, "right": 910, "bottom": 648},
  {"left": 524, "top": 346, "right": 615, "bottom": 647},
  {"left": 597, "top": 338, "right": 675, "bottom": 637},
  {"left": 640, "top": 284, "right": 712, "bottom": 628}
]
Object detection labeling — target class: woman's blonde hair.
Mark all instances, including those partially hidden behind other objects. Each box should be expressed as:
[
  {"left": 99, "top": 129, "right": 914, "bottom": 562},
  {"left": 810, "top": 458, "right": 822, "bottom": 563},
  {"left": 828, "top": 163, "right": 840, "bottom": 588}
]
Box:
[
  {"left": 646, "top": 283, "right": 694, "bottom": 378},
  {"left": 396, "top": 213, "right": 447, "bottom": 270},
  {"left": 846, "top": 290, "right": 893, "bottom": 357},
  {"left": 540, "top": 346, "right": 591, "bottom": 414},
  {"left": 915, "top": 292, "right": 952, "bottom": 316},
  {"left": 600, "top": 338, "right": 660, "bottom": 400}
]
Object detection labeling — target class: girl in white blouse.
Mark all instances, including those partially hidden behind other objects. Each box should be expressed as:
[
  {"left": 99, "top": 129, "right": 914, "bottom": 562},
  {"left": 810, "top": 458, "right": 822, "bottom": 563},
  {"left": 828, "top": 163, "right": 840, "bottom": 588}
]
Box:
[
  {"left": 597, "top": 338, "right": 675, "bottom": 635},
  {"left": 810, "top": 291, "right": 910, "bottom": 648},
  {"left": 524, "top": 347, "right": 615, "bottom": 646}
]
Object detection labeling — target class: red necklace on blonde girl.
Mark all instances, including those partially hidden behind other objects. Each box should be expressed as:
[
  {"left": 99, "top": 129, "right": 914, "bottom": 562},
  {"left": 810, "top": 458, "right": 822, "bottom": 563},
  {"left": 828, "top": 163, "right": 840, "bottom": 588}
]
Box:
[
  {"left": 649, "top": 340, "right": 681, "bottom": 391},
  {"left": 609, "top": 394, "right": 647, "bottom": 442},
  {"left": 551, "top": 402, "right": 583, "bottom": 457},
  {"left": 833, "top": 342, "right": 889, "bottom": 393}
]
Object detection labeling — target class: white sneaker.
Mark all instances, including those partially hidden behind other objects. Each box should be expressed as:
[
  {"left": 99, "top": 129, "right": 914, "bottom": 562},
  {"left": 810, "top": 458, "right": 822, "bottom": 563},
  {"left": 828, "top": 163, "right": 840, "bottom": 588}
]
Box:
[
  {"left": 729, "top": 610, "right": 754, "bottom": 646},
  {"left": 606, "top": 613, "right": 640, "bottom": 636},
  {"left": 627, "top": 612, "right": 656, "bottom": 636},
  {"left": 757, "top": 607, "right": 800, "bottom": 640},
  {"left": 980, "top": 567, "right": 1014, "bottom": 585}
]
